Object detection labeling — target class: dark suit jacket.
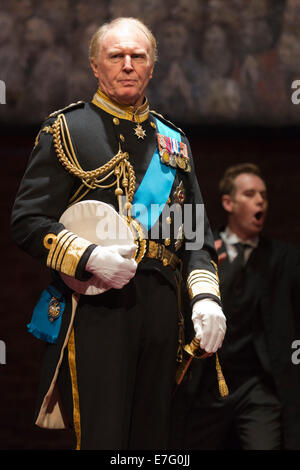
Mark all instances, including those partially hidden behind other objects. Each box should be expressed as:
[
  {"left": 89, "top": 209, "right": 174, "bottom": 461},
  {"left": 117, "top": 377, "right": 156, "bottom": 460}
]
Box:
[
  {"left": 172, "top": 233, "right": 300, "bottom": 450},
  {"left": 216, "top": 232, "right": 300, "bottom": 449}
]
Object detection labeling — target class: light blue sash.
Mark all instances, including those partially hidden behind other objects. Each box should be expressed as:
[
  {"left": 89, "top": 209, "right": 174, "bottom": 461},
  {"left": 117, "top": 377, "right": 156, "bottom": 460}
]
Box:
[{"left": 132, "top": 118, "right": 180, "bottom": 231}]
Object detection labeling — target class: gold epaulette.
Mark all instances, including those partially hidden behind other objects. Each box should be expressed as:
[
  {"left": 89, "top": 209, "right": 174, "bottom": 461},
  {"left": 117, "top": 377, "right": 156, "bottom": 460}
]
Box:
[
  {"left": 46, "top": 100, "right": 85, "bottom": 119},
  {"left": 34, "top": 102, "right": 85, "bottom": 148},
  {"left": 150, "top": 109, "right": 186, "bottom": 136},
  {"left": 34, "top": 125, "right": 54, "bottom": 147}
]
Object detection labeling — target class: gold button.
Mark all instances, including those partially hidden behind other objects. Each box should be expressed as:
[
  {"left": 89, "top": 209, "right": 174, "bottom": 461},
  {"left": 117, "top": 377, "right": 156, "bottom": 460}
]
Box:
[
  {"left": 163, "top": 258, "right": 169, "bottom": 266},
  {"left": 150, "top": 121, "right": 156, "bottom": 129},
  {"left": 164, "top": 238, "right": 171, "bottom": 246},
  {"left": 113, "top": 117, "right": 120, "bottom": 125},
  {"left": 120, "top": 134, "right": 125, "bottom": 142},
  {"left": 166, "top": 216, "right": 172, "bottom": 225}
]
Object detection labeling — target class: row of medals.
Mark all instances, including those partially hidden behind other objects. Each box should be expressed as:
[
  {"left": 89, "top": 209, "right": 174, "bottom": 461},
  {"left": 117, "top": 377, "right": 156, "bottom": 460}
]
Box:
[{"left": 157, "top": 133, "right": 191, "bottom": 173}]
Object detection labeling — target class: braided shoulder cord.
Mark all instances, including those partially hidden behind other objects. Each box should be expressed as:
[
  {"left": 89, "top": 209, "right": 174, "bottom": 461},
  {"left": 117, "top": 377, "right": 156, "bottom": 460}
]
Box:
[
  {"left": 51, "top": 113, "right": 148, "bottom": 263},
  {"left": 51, "top": 113, "right": 136, "bottom": 205}
]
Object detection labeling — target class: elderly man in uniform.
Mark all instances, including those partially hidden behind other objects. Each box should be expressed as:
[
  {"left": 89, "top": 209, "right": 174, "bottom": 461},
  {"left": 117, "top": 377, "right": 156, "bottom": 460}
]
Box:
[{"left": 11, "top": 17, "right": 226, "bottom": 450}]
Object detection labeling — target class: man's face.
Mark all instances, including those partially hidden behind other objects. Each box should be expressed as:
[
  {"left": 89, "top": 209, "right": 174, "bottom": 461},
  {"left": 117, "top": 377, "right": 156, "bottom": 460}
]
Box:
[
  {"left": 90, "top": 23, "right": 154, "bottom": 107},
  {"left": 223, "top": 173, "right": 268, "bottom": 239}
]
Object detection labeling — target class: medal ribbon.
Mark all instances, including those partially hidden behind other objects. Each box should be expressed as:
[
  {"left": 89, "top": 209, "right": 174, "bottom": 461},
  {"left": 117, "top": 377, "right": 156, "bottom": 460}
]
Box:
[{"left": 132, "top": 118, "right": 181, "bottom": 231}]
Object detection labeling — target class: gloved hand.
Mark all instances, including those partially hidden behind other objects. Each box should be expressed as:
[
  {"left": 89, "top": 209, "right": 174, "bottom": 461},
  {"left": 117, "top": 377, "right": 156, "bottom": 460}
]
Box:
[
  {"left": 192, "top": 298, "right": 226, "bottom": 353},
  {"left": 86, "top": 244, "right": 137, "bottom": 289}
]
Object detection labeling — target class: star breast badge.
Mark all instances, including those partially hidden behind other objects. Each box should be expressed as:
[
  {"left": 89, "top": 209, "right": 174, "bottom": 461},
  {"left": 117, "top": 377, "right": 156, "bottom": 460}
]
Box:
[{"left": 134, "top": 123, "right": 146, "bottom": 139}]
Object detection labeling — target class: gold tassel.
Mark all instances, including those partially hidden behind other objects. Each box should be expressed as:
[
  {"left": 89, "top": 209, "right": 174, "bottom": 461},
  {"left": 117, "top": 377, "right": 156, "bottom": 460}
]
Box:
[{"left": 215, "top": 353, "right": 229, "bottom": 397}]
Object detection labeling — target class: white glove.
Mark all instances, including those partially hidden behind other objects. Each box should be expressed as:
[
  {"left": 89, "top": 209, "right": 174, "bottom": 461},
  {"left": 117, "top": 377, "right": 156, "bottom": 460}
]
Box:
[
  {"left": 192, "top": 299, "right": 226, "bottom": 353},
  {"left": 86, "top": 244, "right": 137, "bottom": 289}
]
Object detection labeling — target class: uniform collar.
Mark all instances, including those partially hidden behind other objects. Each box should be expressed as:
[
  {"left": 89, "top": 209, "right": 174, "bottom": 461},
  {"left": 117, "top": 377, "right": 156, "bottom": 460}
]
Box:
[{"left": 91, "top": 88, "right": 149, "bottom": 123}]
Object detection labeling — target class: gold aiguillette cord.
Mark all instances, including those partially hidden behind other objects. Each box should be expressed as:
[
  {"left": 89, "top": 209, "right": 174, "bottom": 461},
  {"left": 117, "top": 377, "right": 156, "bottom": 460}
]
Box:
[{"left": 175, "top": 337, "right": 229, "bottom": 398}]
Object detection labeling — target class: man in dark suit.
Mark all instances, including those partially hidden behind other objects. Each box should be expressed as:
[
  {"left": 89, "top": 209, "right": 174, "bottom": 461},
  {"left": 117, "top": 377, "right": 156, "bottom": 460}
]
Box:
[{"left": 172, "top": 162, "right": 300, "bottom": 450}]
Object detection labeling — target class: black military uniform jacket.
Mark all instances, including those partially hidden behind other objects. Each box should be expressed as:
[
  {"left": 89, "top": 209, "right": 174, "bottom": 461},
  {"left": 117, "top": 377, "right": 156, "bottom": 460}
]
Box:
[{"left": 11, "top": 89, "right": 220, "bottom": 429}]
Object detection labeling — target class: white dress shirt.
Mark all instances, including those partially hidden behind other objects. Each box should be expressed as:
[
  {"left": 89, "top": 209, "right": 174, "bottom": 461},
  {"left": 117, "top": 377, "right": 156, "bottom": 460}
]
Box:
[{"left": 219, "top": 227, "right": 259, "bottom": 264}]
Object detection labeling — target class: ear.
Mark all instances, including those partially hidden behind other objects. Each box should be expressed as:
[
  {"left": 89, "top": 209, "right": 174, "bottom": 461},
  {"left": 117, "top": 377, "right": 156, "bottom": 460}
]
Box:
[
  {"left": 221, "top": 194, "right": 234, "bottom": 213},
  {"left": 90, "top": 59, "right": 99, "bottom": 79},
  {"left": 149, "top": 64, "right": 154, "bottom": 80}
]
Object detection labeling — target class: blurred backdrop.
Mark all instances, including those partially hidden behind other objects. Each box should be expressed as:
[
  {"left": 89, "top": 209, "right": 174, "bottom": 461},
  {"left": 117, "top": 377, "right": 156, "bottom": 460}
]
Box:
[
  {"left": 1, "top": 0, "right": 300, "bottom": 450},
  {"left": 1, "top": 0, "right": 300, "bottom": 126}
]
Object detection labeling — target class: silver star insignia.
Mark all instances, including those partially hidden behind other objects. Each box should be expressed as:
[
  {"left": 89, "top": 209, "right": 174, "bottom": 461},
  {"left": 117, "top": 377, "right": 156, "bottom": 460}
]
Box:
[{"left": 134, "top": 123, "right": 146, "bottom": 139}]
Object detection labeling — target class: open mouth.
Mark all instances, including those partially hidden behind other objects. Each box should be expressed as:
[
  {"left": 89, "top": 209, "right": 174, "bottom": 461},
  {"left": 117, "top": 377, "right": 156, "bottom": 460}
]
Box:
[{"left": 254, "top": 211, "right": 263, "bottom": 221}]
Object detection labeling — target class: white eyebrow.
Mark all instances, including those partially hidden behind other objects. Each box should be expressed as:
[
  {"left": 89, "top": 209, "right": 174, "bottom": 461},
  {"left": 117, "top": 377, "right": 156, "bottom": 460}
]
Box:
[{"left": 107, "top": 46, "right": 147, "bottom": 55}]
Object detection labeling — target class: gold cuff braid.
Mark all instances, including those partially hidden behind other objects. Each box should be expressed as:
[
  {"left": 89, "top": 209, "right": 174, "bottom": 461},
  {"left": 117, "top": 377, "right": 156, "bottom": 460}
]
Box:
[
  {"left": 187, "top": 268, "right": 221, "bottom": 301},
  {"left": 44, "top": 230, "right": 92, "bottom": 277}
]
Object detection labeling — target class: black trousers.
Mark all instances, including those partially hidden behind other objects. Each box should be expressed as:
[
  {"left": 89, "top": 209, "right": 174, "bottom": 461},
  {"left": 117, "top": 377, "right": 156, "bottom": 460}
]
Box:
[
  {"left": 58, "top": 268, "right": 179, "bottom": 450},
  {"left": 180, "top": 375, "right": 282, "bottom": 450}
]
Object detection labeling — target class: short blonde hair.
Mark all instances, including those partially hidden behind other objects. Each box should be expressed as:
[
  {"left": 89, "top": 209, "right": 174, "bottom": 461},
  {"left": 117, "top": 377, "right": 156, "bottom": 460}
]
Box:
[{"left": 89, "top": 17, "right": 158, "bottom": 64}]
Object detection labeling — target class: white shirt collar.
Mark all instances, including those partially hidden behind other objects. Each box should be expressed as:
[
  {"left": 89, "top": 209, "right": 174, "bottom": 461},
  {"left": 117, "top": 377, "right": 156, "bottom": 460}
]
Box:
[
  {"left": 220, "top": 226, "right": 259, "bottom": 248},
  {"left": 219, "top": 227, "right": 259, "bottom": 262}
]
